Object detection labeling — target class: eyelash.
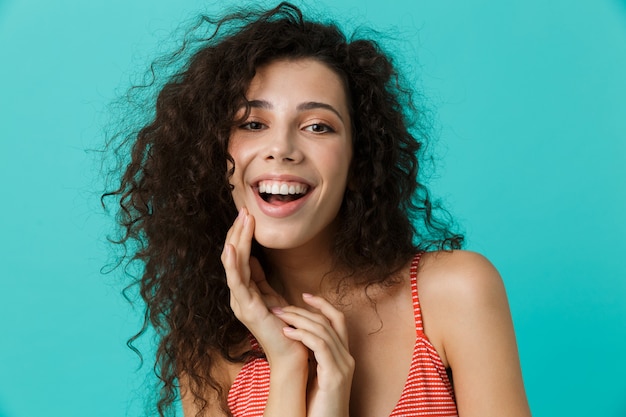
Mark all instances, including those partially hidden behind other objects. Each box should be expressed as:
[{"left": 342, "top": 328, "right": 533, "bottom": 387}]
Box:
[
  {"left": 304, "top": 123, "right": 335, "bottom": 134},
  {"left": 239, "top": 121, "right": 336, "bottom": 134},
  {"left": 239, "top": 121, "right": 265, "bottom": 130}
]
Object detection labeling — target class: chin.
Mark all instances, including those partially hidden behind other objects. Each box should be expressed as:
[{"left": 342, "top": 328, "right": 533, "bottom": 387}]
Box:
[{"left": 254, "top": 228, "right": 297, "bottom": 250}]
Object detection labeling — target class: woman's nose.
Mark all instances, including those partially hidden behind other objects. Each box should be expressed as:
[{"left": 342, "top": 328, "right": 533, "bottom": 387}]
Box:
[{"left": 264, "top": 127, "right": 304, "bottom": 163}]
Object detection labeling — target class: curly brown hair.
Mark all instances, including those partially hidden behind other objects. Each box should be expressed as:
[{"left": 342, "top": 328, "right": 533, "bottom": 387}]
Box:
[{"left": 102, "top": 2, "right": 463, "bottom": 416}]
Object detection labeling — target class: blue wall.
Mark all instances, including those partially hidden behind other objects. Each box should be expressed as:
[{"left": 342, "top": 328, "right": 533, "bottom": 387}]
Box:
[{"left": 1, "top": 1, "right": 624, "bottom": 416}]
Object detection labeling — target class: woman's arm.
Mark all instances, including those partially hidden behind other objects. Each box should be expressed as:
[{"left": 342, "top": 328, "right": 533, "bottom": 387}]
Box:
[
  {"left": 179, "top": 341, "right": 307, "bottom": 417},
  {"left": 221, "top": 208, "right": 309, "bottom": 416},
  {"left": 276, "top": 294, "right": 355, "bottom": 417},
  {"left": 421, "top": 251, "right": 532, "bottom": 417}
]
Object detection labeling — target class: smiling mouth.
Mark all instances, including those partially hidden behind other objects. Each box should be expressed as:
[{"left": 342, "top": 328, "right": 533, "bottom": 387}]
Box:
[{"left": 256, "top": 180, "right": 310, "bottom": 204}]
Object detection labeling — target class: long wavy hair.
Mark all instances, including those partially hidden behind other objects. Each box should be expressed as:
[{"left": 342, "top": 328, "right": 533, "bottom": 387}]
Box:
[{"left": 102, "top": 2, "right": 463, "bottom": 416}]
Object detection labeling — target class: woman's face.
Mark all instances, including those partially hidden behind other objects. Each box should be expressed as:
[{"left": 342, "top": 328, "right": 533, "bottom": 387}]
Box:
[{"left": 228, "top": 58, "right": 352, "bottom": 251}]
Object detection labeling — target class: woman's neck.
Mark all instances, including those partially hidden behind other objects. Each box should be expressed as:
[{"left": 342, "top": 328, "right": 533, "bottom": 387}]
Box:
[{"left": 264, "top": 245, "right": 340, "bottom": 306}]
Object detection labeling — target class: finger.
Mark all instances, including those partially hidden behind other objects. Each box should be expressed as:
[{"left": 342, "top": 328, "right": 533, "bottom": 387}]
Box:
[
  {"left": 222, "top": 209, "right": 254, "bottom": 304},
  {"left": 235, "top": 209, "right": 254, "bottom": 272},
  {"left": 221, "top": 208, "right": 245, "bottom": 262},
  {"left": 281, "top": 326, "right": 336, "bottom": 359},
  {"left": 274, "top": 308, "right": 346, "bottom": 365},
  {"left": 277, "top": 305, "right": 334, "bottom": 330},
  {"left": 221, "top": 209, "right": 254, "bottom": 285},
  {"left": 222, "top": 243, "right": 252, "bottom": 305},
  {"left": 226, "top": 207, "right": 245, "bottom": 241},
  {"left": 278, "top": 301, "right": 344, "bottom": 346},
  {"left": 286, "top": 294, "right": 350, "bottom": 347},
  {"left": 282, "top": 326, "right": 353, "bottom": 384}
]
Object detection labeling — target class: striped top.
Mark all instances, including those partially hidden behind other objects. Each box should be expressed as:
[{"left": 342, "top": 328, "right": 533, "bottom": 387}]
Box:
[{"left": 227, "top": 254, "right": 458, "bottom": 416}]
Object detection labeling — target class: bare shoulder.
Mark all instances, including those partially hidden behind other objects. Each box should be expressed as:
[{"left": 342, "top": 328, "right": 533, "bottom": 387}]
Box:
[
  {"left": 418, "top": 250, "right": 504, "bottom": 296},
  {"left": 420, "top": 250, "right": 508, "bottom": 312},
  {"left": 418, "top": 250, "right": 531, "bottom": 416},
  {"left": 416, "top": 250, "right": 509, "bottom": 366}
]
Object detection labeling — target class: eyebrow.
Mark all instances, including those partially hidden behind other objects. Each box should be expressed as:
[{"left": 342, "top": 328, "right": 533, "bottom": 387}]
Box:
[{"left": 247, "top": 99, "right": 345, "bottom": 122}]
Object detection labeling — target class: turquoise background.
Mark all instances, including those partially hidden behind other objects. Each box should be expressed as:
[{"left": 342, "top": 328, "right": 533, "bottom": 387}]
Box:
[{"left": 1, "top": 0, "right": 625, "bottom": 416}]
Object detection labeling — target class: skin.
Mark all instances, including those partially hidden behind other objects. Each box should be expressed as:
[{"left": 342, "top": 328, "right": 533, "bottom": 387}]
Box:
[
  {"left": 181, "top": 58, "right": 532, "bottom": 417},
  {"left": 227, "top": 59, "right": 352, "bottom": 256}
]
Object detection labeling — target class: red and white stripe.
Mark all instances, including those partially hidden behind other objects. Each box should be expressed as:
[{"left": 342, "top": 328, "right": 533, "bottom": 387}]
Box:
[{"left": 228, "top": 254, "right": 458, "bottom": 416}]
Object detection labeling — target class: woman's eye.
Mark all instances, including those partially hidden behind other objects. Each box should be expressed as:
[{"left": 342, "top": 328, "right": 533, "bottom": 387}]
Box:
[
  {"left": 240, "top": 121, "right": 265, "bottom": 130},
  {"left": 304, "top": 123, "right": 334, "bottom": 133}
]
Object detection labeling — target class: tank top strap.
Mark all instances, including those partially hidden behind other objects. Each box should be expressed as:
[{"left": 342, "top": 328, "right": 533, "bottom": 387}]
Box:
[
  {"left": 410, "top": 252, "right": 425, "bottom": 336},
  {"left": 249, "top": 334, "right": 263, "bottom": 352}
]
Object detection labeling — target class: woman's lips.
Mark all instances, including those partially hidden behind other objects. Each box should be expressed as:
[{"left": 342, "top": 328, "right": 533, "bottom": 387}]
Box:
[
  {"left": 253, "top": 188, "right": 313, "bottom": 217},
  {"left": 250, "top": 175, "right": 314, "bottom": 218}
]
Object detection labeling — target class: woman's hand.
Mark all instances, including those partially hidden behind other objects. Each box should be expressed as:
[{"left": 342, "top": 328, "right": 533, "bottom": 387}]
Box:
[
  {"left": 274, "top": 293, "right": 355, "bottom": 417},
  {"left": 221, "top": 208, "right": 308, "bottom": 366}
]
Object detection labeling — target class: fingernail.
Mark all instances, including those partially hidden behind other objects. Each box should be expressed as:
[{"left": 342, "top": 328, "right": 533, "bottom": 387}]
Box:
[
  {"left": 238, "top": 207, "right": 244, "bottom": 218},
  {"left": 283, "top": 326, "right": 294, "bottom": 333},
  {"left": 302, "top": 293, "right": 313, "bottom": 299},
  {"left": 271, "top": 307, "right": 284, "bottom": 315}
]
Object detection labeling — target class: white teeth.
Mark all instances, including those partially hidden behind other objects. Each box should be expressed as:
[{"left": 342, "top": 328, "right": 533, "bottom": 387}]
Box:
[{"left": 257, "top": 180, "right": 309, "bottom": 195}]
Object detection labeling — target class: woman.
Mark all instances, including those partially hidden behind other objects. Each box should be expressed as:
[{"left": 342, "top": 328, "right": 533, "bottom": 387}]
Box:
[{"left": 104, "top": 3, "right": 531, "bottom": 416}]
